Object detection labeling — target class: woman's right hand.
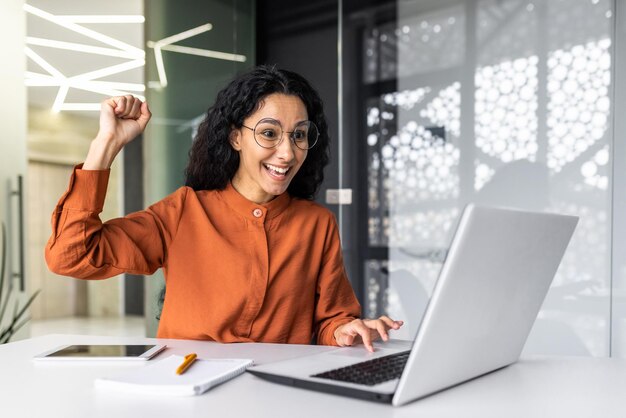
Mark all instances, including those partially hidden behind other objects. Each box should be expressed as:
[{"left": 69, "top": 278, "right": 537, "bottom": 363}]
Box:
[
  {"left": 98, "top": 95, "right": 151, "bottom": 148},
  {"left": 84, "top": 95, "right": 151, "bottom": 170}
]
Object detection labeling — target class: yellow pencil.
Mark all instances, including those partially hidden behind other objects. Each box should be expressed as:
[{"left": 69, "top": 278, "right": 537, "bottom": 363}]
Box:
[{"left": 176, "top": 353, "right": 197, "bottom": 375}]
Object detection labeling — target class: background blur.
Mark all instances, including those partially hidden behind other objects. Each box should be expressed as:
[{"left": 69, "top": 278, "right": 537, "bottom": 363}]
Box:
[{"left": 1, "top": 0, "right": 626, "bottom": 358}]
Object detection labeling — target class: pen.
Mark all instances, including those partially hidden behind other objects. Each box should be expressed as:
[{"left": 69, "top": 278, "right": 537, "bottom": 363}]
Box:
[{"left": 176, "top": 353, "right": 197, "bottom": 375}]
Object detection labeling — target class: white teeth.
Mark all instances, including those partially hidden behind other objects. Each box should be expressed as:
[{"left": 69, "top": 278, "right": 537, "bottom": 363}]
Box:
[{"left": 264, "top": 163, "right": 289, "bottom": 174}]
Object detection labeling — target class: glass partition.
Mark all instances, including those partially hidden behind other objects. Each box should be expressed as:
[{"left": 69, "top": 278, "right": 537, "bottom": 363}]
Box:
[
  {"left": 341, "top": 0, "right": 615, "bottom": 356},
  {"left": 144, "top": 0, "right": 254, "bottom": 336},
  {"left": 22, "top": 0, "right": 255, "bottom": 337}
]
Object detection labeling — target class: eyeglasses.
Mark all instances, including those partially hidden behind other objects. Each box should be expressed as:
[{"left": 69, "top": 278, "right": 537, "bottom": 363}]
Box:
[{"left": 242, "top": 118, "right": 319, "bottom": 150}]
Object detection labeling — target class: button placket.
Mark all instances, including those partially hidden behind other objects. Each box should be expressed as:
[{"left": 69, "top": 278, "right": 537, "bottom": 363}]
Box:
[{"left": 239, "top": 206, "right": 269, "bottom": 338}]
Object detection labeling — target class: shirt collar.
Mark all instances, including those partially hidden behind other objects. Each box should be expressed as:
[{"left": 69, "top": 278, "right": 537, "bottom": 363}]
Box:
[{"left": 218, "top": 182, "right": 291, "bottom": 222}]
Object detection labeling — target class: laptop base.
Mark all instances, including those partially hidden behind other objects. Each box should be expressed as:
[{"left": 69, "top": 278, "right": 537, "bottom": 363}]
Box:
[{"left": 247, "top": 369, "right": 394, "bottom": 404}]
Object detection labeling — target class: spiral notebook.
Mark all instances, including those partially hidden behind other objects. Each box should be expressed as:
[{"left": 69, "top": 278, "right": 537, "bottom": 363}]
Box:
[{"left": 95, "top": 355, "right": 254, "bottom": 396}]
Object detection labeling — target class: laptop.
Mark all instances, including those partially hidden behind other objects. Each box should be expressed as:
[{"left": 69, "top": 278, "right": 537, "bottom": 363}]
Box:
[{"left": 248, "top": 204, "right": 578, "bottom": 406}]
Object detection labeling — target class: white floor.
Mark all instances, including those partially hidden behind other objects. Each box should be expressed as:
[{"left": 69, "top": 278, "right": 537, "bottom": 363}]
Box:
[{"left": 27, "top": 316, "right": 146, "bottom": 338}]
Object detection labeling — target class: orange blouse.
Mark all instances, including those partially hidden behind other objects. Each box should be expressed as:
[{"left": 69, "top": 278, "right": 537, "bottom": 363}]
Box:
[{"left": 45, "top": 165, "right": 361, "bottom": 345}]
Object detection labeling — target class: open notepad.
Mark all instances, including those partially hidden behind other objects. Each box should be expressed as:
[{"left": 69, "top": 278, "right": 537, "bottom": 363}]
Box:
[{"left": 95, "top": 355, "right": 254, "bottom": 396}]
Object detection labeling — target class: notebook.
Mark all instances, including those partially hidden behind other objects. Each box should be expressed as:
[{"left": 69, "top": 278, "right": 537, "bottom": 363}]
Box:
[
  {"left": 95, "top": 355, "right": 254, "bottom": 396},
  {"left": 248, "top": 204, "right": 578, "bottom": 406}
]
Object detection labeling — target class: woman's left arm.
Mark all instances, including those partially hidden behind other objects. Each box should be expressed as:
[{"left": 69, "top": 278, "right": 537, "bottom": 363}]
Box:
[
  {"left": 313, "top": 213, "right": 403, "bottom": 350},
  {"left": 313, "top": 214, "right": 360, "bottom": 345}
]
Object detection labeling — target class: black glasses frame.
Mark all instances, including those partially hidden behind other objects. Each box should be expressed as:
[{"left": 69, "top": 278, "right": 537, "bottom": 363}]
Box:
[{"left": 241, "top": 118, "right": 319, "bottom": 150}]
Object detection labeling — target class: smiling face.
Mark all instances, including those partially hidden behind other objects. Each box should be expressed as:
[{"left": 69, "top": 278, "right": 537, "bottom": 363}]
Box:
[{"left": 229, "top": 93, "right": 309, "bottom": 203}]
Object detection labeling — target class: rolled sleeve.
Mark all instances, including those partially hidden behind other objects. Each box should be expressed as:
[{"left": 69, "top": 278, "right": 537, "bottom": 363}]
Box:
[{"left": 61, "top": 164, "right": 110, "bottom": 211}]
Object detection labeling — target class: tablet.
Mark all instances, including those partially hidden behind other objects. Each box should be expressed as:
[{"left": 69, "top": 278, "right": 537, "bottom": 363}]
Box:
[{"left": 33, "top": 344, "right": 167, "bottom": 361}]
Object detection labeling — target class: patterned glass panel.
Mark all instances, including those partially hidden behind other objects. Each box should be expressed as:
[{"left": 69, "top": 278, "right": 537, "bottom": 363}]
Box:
[{"left": 359, "top": 0, "right": 614, "bottom": 353}]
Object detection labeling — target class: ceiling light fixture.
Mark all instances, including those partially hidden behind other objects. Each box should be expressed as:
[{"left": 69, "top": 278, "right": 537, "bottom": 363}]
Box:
[
  {"left": 24, "top": 4, "right": 144, "bottom": 56},
  {"left": 148, "top": 23, "right": 212, "bottom": 88},
  {"left": 56, "top": 15, "right": 145, "bottom": 24},
  {"left": 57, "top": 103, "right": 105, "bottom": 111},
  {"left": 26, "top": 37, "right": 143, "bottom": 59},
  {"left": 158, "top": 44, "right": 246, "bottom": 62},
  {"left": 24, "top": 4, "right": 247, "bottom": 113},
  {"left": 147, "top": 23, "right": 247, "bottom": 88},
  {"left": 24, "top": 4, "right": 145, "bottom": 112}
]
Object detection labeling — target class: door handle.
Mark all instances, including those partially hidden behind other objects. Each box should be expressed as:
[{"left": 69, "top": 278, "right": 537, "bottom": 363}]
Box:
[{"left": 10, "top": 175, "right": 24, "bottom": 292}]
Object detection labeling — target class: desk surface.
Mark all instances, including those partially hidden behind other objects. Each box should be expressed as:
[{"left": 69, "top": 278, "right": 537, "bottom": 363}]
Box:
[{"left": 2, "top": 334, "right": 625, "bottom": 418}]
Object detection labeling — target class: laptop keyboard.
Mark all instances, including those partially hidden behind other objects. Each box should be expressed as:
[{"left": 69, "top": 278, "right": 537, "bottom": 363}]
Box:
[{"left": 311, "top": 350, "right": 411, "bottom": 386}]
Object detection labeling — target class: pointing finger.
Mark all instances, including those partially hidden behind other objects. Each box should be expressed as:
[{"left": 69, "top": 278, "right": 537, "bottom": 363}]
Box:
[{"left": 354, "top": 322, "right": 374, "bottom": 352}]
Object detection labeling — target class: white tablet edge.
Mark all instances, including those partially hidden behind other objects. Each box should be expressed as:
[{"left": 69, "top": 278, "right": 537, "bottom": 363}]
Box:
[{"left": 32, "top": 344, "right": 167, "bottom": 361}]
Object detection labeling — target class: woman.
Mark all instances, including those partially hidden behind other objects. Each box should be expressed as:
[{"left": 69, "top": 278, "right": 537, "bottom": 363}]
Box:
[{"left": 45, "top": 65, "right": 402, "bottom": 351}]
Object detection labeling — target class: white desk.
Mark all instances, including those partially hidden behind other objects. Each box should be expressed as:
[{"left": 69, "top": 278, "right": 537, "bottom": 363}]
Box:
[{"left": 1, "top": 334, "right": 625, "bottom": 418}]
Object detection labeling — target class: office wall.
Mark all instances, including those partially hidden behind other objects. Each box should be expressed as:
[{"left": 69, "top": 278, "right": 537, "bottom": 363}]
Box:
[{"left": 0, "top": 0, "right": 28, "bottom": 338}]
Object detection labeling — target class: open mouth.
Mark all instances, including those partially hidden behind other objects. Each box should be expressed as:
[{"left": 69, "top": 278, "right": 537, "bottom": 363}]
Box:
[{"left": 264, "top": 163, "right": 291, "bottom": 179}]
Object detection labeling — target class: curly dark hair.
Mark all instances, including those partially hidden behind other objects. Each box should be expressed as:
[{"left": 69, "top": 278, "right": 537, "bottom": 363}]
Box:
[{"left": 184, "top": 65, "right": 330, "bottom": 200}]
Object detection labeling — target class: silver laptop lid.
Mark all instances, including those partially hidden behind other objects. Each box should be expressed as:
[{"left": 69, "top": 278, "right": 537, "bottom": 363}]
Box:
[{"left": 393, "top": 204, "right": 578, "bottom": 406}]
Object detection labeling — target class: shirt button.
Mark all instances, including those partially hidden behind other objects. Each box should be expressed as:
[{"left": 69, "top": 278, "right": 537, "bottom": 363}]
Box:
[{"left": 253, "top": 208, "right": 263, "bottom": 218}]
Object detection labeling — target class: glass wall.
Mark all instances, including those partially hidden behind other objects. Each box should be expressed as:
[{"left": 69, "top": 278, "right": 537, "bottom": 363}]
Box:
[
  {"left": 341, "top": 0, "right": 618, "bottom": 356},
  {"left": 21, "top": 0, "right": 254, "bottom": 337},
  {"left": 144, "top": 0, "right": 255, "bottom": 336}
]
